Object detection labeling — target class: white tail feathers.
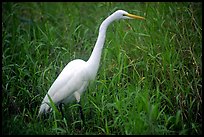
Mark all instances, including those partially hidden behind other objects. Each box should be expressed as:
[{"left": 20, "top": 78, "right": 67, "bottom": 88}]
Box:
[
  {"left": 37, "top": 101, "right": 51, "bottom": 117},
  {"left": 38, "top": 93, "right": 56, "bottom": 117}
]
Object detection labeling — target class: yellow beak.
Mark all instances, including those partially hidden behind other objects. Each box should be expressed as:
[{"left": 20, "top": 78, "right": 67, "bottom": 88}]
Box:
[{"left": 126, "top": 13, "right": 145, "bottom": 20}]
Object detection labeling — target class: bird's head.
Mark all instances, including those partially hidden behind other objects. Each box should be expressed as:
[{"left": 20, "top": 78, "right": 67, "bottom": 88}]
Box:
[
  {"left": 112, "top": 10, "right": 145, "bottom": 20},
  {"left": 99, "top": 9, "right": 145, "bottom": 32}
]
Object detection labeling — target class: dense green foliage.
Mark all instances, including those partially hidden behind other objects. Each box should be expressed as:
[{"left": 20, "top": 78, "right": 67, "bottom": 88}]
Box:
[{"left": 2, "top": 2, "right": 202, "bottom": 135}]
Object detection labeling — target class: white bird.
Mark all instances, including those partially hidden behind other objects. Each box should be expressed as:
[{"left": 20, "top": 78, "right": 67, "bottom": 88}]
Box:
[{"left": 38, "top": 10, "right": 145, "bottom": 117}]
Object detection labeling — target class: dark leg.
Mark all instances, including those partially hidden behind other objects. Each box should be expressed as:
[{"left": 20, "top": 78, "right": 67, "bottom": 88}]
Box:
[
  {"left": 78, "top": 102, "right": 85, "bottom": 126},
  {"left": 59, "top": 103, "right": 64, "bottom": 119}
]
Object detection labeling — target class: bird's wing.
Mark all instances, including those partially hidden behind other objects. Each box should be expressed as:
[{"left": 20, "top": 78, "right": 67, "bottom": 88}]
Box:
[{"left": 39, "top": 59, "right": 88, "bottom": 114}]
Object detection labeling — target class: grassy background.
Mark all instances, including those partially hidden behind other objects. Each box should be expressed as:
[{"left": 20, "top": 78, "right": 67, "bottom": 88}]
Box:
[{"left": 2, "top": 2, "right": 202, "bottom": 135}]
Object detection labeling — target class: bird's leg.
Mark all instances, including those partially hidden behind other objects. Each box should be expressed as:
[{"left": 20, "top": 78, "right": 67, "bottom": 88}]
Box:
[
  {"left": 78, "top": 101, "right": 85, "bottom": 124},
  {"left": 74, "top": 92, "right": 85, "bottom": 126},
  {"left": 59, "top": 103, "right": 64, "bottom": 119}
]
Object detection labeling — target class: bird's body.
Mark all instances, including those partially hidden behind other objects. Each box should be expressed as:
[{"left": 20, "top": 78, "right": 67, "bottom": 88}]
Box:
[
  {"left": 39, "top": 59, "right": 87, "bottom": 114},
  {"left": 38, "top": 10, "right": 144, "bottom": 116}
]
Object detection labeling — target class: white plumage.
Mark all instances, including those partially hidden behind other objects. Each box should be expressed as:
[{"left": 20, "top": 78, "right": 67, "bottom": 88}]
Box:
[{"left": 38, "top": 10, "right": 144, "bottom": 116}]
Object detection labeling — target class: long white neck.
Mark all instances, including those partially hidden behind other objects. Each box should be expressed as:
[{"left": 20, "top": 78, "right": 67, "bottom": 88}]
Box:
[{"left": 87, "top": 13, "right": 118, "bottom": 80}]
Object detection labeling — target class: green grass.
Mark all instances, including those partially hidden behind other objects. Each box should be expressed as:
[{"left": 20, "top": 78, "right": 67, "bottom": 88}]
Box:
[{"left": 2, "top": 2, "right": 202, "bottom": 135}]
